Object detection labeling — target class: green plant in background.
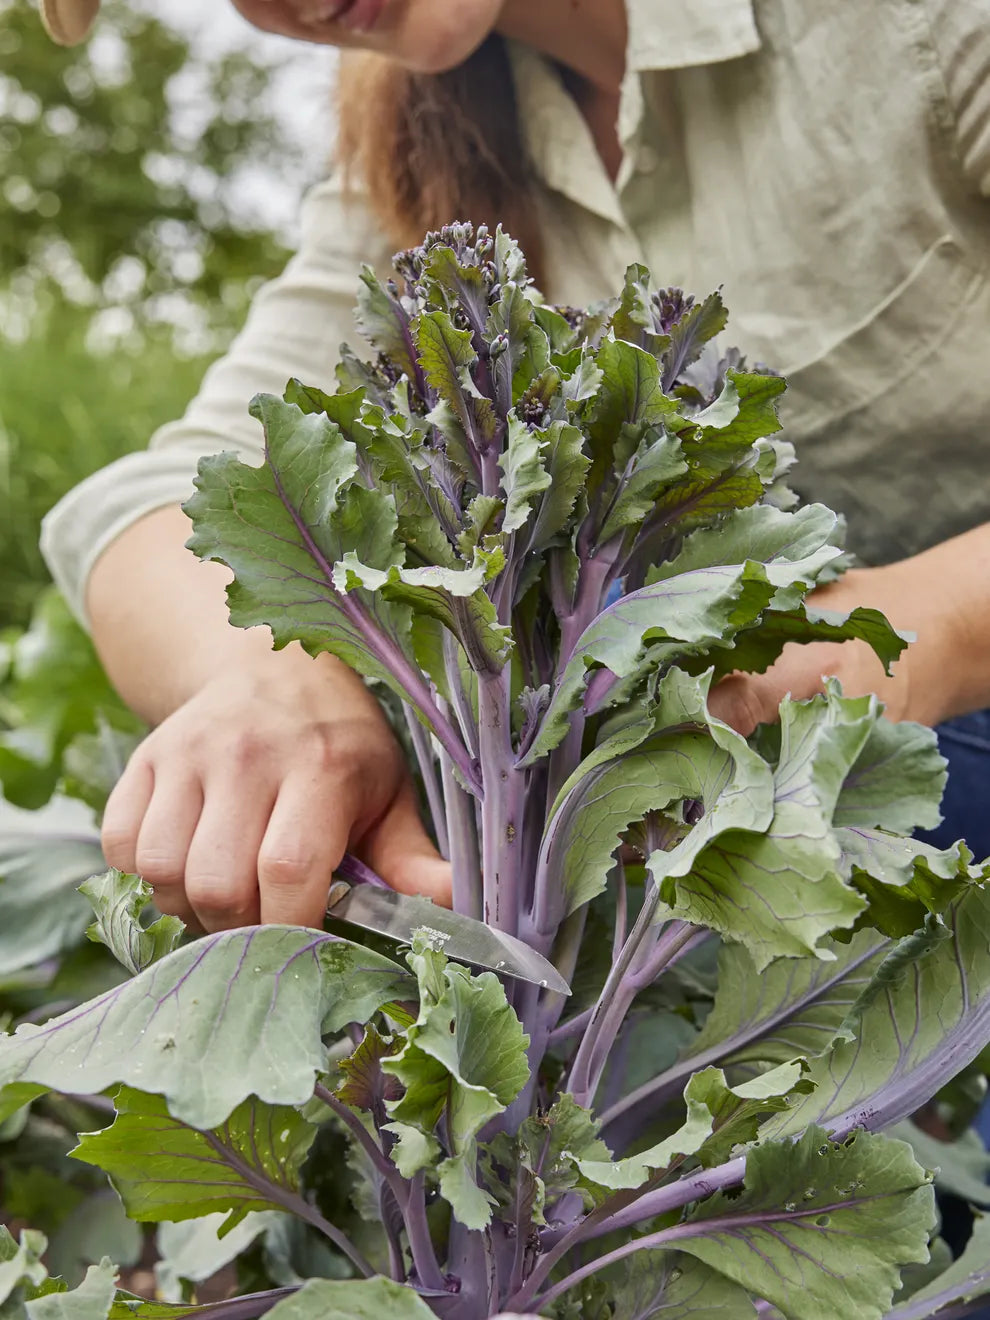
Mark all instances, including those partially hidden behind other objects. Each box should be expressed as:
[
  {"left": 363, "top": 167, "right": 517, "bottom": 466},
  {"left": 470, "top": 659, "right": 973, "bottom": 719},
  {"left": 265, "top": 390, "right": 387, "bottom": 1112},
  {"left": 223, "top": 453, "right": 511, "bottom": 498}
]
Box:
[
  {"left": 0, "top": 0, "right": 307, "bottom": 626},
  {"left": 3, "top": 227, "right": 990, "bottom": 1318}
]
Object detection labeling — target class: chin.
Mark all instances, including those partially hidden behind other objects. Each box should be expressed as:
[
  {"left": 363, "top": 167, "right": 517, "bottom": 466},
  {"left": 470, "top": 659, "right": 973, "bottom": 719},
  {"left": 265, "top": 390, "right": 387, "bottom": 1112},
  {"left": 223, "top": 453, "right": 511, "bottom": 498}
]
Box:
[{"left": 388, "top": 0, "right": 506, "bottom": 74}]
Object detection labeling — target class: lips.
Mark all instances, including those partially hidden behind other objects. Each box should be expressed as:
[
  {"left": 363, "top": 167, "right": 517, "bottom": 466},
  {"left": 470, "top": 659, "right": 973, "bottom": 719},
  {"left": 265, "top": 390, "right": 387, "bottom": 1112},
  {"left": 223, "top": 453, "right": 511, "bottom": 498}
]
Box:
[
  {"left": 334, "top": 0, "right": 387, "bottom": 32},
  {"left": 300, "top": 0, "right": 386, "bottom": 33}
]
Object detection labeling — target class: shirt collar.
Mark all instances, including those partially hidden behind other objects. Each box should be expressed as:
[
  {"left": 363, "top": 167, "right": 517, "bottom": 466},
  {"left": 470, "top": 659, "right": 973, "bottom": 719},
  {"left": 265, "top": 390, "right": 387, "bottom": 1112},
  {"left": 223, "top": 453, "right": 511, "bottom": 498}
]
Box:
[
  {"left": 511, "top": 0, "right": 762, "bottom": 226},
  {"left": 625, "top": 0, "right": 761, "bottom": 72}
]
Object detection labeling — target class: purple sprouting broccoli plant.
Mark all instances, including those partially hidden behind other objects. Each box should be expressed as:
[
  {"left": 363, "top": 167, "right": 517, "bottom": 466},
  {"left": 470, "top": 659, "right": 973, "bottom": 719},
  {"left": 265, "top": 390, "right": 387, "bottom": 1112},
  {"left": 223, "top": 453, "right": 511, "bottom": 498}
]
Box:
[{"left": 3, "top": 224, "right": 990, "bottom": 1320}]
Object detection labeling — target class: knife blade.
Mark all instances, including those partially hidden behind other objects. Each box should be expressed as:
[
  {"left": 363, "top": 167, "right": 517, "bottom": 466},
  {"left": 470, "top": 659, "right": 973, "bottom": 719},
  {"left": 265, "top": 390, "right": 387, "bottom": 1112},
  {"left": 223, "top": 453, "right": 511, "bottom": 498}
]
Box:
[{"left": 326, "top": 878, "right": 571, "bottom": 996}]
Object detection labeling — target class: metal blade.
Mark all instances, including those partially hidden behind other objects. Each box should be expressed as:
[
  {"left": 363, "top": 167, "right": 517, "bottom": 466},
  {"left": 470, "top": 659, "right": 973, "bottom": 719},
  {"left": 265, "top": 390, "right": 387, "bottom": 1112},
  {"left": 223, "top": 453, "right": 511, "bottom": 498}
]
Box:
[{"left": 326, "top": 883, "right": 571, "bottom": 996}]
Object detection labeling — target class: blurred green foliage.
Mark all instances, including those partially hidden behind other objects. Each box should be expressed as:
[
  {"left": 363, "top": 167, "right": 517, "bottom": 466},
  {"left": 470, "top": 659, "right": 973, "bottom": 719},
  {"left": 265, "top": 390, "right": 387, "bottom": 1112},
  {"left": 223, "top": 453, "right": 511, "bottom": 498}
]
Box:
[{"left": 0, "top": 0, "right": 310, "bottom": 625}]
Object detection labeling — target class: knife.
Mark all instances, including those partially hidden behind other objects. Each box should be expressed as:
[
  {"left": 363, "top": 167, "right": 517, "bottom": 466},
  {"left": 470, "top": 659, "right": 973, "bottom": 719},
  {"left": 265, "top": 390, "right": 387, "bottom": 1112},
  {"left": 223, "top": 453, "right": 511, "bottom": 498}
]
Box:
[{"left": 326, "top": 854, "right": 570, "bottom": 995}]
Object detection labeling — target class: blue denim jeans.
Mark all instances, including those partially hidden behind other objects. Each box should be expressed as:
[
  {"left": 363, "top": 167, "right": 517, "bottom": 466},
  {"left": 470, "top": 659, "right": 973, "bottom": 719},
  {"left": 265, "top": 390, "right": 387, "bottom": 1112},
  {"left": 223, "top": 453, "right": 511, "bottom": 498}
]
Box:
[
  {"left": 916, "top": 709, "right": 990, "bottom": 861},
  {"left": 917, "top": 711, "right": 990, "bottom": 1283}
]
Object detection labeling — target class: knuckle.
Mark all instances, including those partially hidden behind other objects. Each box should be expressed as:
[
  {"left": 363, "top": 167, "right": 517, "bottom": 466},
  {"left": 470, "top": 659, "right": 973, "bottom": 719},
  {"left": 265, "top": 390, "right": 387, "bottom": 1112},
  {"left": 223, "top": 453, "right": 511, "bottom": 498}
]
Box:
[
  {"left": 101, "top": 826, "right": 136, "bottom": 868},
  {"left": 299, "top": 722, "right": 347, "bottom": 772},
  {"left": 134, "top": 848, "right": 185, "bottom": 886},
  {"left": 185, "top": 873, "right": 254, "bottom": 922},
  {"left": 219, "top": 730, "right": 265, "bottom": 770},
  {"left": 258, "top": 851, "right": 318, "bottom": 890}
]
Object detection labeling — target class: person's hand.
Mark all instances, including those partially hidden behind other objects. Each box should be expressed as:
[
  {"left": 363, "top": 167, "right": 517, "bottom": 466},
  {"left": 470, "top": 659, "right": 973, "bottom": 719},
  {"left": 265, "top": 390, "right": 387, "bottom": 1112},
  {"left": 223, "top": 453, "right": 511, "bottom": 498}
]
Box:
[
  {"left": 101, "top": 658, "right": 451, "bottom": 931},
  {"left": 708, "top": 559, "right": 961, "bottom": 736}
]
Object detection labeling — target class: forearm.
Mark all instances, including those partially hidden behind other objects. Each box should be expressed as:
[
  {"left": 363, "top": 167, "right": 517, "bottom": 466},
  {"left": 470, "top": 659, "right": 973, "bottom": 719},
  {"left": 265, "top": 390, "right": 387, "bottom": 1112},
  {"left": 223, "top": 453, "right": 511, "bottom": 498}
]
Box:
[
  {"left": 841, "top": 521, "right": 990, "bottom": 724},
  {"left": 910, "top": 521, "right": 990, "bottom": 719},
  {"left": 85, "top": 503, "right": 375, "bottom": 726}
]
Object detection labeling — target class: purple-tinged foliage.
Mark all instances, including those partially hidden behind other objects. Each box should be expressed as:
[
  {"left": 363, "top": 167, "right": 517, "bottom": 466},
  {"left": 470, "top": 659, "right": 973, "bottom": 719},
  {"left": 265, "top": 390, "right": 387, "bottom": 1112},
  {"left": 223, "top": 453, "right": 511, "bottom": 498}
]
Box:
[{"left": 2, "top": 224, "right": 989, "bottom": 1320}]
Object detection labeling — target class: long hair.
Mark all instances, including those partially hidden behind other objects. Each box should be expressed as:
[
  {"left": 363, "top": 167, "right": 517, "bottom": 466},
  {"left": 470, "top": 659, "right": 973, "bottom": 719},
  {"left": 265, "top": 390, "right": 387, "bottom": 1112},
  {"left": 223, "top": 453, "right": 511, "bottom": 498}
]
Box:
[{"left": 336, "top": 35, "right": 545, "bottom": 284}]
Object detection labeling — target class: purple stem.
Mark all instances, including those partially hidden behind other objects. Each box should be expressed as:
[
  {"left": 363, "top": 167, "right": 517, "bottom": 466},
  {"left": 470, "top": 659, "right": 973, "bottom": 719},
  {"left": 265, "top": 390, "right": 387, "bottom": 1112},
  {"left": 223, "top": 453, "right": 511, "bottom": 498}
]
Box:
[
  {"left": 406, "top": 1170, "right": 447, "bottom": 1293},
  {"left": 201, "top": 1129, "right": 374, "bottom": 1278},
  {"left": 439, "top": 740, "right": 482, "bottom": 919},
  {"left": 267, "top": 451, "right": 480, "bottom": 795},
  {"left": 598, "top": 935, "right": 886, "bottom": 1136},
  {"left": 402, "top": 703, "right": 449, "bottom": 858},
  {"left": 564, "top": 886, "right": 664, "bottom": 1107},
  {"left": 137, "top": 1288, "right": 299, "bottom": 1320},
  {"left": 577, "top": 1155, "right": 747, "bottom": 1243},
  {"left": 512, "top": 1156, "right": 748, "bottom": 1311},
  {"left": 529, "top": 1209, "right": 769, "bottom": 1312},
  {"left": 546, "top": 1004, "right": 595, "bottom": 1048},
  {"left": 612, "top": 861, "right": 628, "bottom": 964},
  {"left": 478, "top": 668, "right": 523, "bottom": 936},
  {"left": 442, "top": 631, "right": 480, "bottom": 761},
  {"left": 313, "top": 1083, "right": 400, "bottom": 1196}
]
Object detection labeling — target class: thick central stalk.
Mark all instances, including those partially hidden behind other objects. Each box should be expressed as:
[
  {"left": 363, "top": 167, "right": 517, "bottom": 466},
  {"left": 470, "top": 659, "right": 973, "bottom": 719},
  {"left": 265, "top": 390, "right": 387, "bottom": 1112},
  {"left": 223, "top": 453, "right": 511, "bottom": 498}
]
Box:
[{"left": 478, "top": 667, "right": 524, "bottom": 936}]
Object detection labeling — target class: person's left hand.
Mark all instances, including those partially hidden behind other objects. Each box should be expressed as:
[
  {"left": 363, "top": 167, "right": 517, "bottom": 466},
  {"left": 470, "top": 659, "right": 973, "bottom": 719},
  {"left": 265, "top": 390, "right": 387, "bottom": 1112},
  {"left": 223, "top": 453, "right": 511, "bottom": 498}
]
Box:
[{"left": 708, "top": 559, "right": 959, "bottom": 736}]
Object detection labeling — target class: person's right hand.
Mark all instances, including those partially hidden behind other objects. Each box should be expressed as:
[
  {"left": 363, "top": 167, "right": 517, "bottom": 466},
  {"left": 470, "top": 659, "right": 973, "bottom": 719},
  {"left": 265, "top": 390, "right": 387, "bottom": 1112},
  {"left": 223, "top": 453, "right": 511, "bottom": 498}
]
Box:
[{"left": 100, "top": 658, "right": 451, "bottom": 932}]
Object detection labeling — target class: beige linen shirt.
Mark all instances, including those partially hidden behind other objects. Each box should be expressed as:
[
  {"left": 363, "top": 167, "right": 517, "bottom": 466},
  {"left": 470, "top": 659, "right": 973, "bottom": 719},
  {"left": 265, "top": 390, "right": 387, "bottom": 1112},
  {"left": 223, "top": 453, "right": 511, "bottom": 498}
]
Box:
[{"left": 41, "top": 0, "right": 990, "bottom": 623}]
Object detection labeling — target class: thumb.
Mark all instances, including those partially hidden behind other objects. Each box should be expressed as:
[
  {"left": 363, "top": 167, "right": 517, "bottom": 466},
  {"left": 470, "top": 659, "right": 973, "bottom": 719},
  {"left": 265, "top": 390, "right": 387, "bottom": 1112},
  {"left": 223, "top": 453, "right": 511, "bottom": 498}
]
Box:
[
  {"left": 707, "top": 672, "right": 780, "bottom": 737},
  {"left": 358, "top": 782, "right": 452, "bottom": 907}
]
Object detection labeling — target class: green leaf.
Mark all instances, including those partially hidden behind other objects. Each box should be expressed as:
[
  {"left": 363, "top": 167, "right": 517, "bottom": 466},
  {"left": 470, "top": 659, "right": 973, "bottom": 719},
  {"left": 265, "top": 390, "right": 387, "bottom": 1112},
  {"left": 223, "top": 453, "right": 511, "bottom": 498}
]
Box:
[
  {"left": 885, "top": 1211, "right": 990, "bottom": 1318},
  {"left": 834, "top": 715, "right": 947, "bottom": 836},
  {"left": 712, "top": 603, "right": 908, "bottom": 682},
  {"left": 79, "top": 871, "right": 184, "bottom": 976},
  {"left": 575, "top": 1091, "right": 714, "bottom": 1193},
  {"left": 0, "top": 830, "right": 103, "bottom": 977},
  {"left": 687, "top": 1061, "right": 813, "bottom": 1168},
  {"left": 584, "top": 339, "right": 679, "bottom": 485},
  {"left": 689, "top": 370, "right": 786, "bottom": 450},
  {"left": 0, "top": 1230, "right": 47, "bottom": 1308},
  {"left": 669, "top": 928, "right": 891, "bottom": 1089},
  {"left": 383, "top": 949, "right": 529, "bottom": 1228},
  {"left": 889, "top": 1120, "right": 990, "bottom": 1208},
  {"left": 25, "top": 1261, "right": 116, "bottom": 1320},
  {"left": 154, "top": 1215, "right": 277, "bottom": 1303},
  {"left": 183, "top": 396, "right": 425, "bottom": 711},
  {"left": 413, "top": 309, "right": 496, "bottom": 454},
  {"left": 482, "top": 1093, "right": 610, "bottom": 1225},
  {"left": 609, "top": 1254, "right": 756, "bottom": 1320},
  {"left": 653, "top": 687, "right": 887, "bottom": 967},
  {"left": 609, "top": 263, "right": 670, "bottom": 357},
  {"left": 760, "top": 884, "right": 990, "bottom": 1140},
  {"left": 385, "top": 961, "right": 529, "bottom": 1150},
  {"left": 437, "top": 1152, "right": 497, "bottom": 1231},
  {"left": 648, "top": 502, "right": 843, "bottom": 605},
  {"left": 661, "top": 289, "right": 729, "bottom": 389},
  {"left": 333, "top": 552, "right": 511, "bottom": 674},
  {"left": 380, "top": 1122, "right": 440, "bottom": 1178},
  {"left": 524, "top": 564, "right": 777, "bottom": 763},
  {"left": 527, "top": 422, "right": 590, "bottom": 552},
  {"left": 71, "top": 1087, "right": 317, "bottom": 1233},
  {"left": 0, "top": 927, "right": 411, "bottom": 1128},
  {"left": 599, "top": 427, "right": 686, "bottom": 543},
  {"left": 678, "top": 1128, "right": 935, "bottom": 1320},
  {"left": 540, "top": 669, "right": 772, "bottom": 916},
  {"left": 263, "top": 1277, "right": 437, "bottom": 1320},
  {"left": 353, "top": 268, "right": 419, "bottom": 384},
  {"left": 499, "top": 415, "right": 552, "bottom": 534},
  {"left": 0, "top": 590, "right": 142, "bottom": 811}
]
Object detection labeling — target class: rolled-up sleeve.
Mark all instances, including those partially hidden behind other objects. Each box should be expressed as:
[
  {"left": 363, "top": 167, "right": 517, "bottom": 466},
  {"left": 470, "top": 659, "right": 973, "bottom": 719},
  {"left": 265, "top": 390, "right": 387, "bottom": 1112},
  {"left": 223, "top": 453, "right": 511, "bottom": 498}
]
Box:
[{"left": 40, "top": 171, "right": 393, "bottom": 626}]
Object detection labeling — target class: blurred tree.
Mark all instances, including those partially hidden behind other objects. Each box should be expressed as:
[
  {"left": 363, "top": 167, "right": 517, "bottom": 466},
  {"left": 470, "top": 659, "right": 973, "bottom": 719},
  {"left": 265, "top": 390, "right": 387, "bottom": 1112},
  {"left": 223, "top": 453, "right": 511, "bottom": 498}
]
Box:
[{"left": 0, "top": 0, "right": 323, "bottom": 625}]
